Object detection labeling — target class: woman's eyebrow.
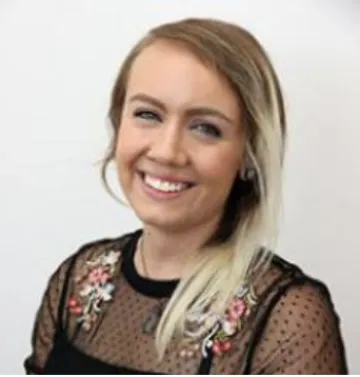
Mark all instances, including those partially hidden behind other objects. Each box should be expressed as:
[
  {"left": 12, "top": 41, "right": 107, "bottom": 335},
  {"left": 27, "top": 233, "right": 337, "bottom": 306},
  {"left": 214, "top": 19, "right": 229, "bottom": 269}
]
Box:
[
  {"left": 129, "top": 93, "right": 166, "bottom": 111},
  {"left": 129, "top": 93, "right": 235, "bottom": 125}
]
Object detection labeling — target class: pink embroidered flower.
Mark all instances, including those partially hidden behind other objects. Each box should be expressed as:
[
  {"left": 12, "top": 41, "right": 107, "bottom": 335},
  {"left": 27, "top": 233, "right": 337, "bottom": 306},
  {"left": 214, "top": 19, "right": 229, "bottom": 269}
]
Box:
[
  {"left": 212, "top": 340, "right": 222, "bottom": 356},
  {"left": 182, "top": 285, "right": 257, "bottom": 359},
  {"left": 221, "top": 340, "right": 232, "bottom": 352},
  {"left": 68, "top": 250, "right": 121, "bottom": 331},
  {"left": 88, "top": 267, "right": 110, "bottom": 285},
  {"left": 211, "top": 339, "right": 232, "bottom": 356},
  {"left": 226, "top": 297, "right": 246, "bottom": 321},
  {"left": 68, "top": 295, "right": 82, "bottom": 315}
]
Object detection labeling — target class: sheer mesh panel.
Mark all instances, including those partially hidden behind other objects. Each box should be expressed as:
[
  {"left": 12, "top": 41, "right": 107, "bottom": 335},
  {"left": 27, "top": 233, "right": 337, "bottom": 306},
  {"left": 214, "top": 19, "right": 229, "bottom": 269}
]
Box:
[
  {"left": 24, "top": 255, "right": 72, "bottom": 373},
  {"left": 250, "top": 282, "right": 347, "bottom": 374},
  {"left": 24, "top": 231, "right": 347, "bottom": 374}
]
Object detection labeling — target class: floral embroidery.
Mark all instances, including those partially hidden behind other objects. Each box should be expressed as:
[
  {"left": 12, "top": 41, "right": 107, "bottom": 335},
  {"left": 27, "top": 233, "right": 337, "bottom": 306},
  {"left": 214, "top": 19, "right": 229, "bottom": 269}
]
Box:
[
  {"left": 180, "top": 284, "right": 257, "bottom": 358},
  {"left": 68, "top": 250, "right": 121, "bottom": 331},
  {"left": 204, "top": 285, "right": 257, "bottom": 357}
]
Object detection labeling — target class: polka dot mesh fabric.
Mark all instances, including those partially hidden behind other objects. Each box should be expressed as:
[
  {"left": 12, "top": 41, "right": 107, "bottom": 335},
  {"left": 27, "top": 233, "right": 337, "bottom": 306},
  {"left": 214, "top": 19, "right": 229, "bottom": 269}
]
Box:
[
  {"left": 250, "top": 283, "right": 347, "bottom": 374},
  {"left": 24, "top": 231, "right": 348, "bottom": 374}
]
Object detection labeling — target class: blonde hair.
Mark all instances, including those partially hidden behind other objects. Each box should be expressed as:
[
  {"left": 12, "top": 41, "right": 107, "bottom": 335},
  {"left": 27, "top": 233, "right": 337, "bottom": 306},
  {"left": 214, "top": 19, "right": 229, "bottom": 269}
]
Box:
[{"left": 101, "top": 18, "right": 286, "bottom": 358}]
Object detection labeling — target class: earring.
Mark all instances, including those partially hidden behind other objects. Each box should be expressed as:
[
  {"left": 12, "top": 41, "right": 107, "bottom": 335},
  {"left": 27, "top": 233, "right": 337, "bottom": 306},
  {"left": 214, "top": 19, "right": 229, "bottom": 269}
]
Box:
[{"left": 239, "top": 167, "right": 255, "bottom": 181}]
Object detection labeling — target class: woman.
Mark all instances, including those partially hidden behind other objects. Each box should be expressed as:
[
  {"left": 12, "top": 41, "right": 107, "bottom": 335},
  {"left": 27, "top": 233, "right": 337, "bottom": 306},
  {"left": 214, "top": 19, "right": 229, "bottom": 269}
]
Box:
[{"left": 24, "top": 17, "right": 347, "bottom": 374}]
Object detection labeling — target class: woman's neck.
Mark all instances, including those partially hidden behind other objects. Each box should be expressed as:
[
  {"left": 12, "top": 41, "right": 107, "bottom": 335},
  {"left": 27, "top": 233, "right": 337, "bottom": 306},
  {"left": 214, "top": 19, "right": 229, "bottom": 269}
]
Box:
[{"left": 135, "top": 219, "right": 219, "bottom": 280}]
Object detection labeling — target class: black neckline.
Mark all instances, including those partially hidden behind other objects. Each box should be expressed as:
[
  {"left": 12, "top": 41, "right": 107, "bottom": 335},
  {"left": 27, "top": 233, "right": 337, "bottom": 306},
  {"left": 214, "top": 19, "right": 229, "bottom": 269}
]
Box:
[{"left": 121, "top": 229, "right": 179, "bottom": 298}]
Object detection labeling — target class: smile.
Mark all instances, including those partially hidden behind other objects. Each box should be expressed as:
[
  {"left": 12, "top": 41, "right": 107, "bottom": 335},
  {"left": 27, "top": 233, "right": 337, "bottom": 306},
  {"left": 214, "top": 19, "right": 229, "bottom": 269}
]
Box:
[{"left": 138, "top": 172, "right": 196, "bottom": 199}]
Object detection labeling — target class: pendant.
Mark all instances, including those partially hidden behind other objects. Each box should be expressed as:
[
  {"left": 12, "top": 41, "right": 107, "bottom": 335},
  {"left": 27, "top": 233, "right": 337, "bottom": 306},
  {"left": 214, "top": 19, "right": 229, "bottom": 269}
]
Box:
[{"left": 142, "top": 303, "right": 164, "bottom": 334}]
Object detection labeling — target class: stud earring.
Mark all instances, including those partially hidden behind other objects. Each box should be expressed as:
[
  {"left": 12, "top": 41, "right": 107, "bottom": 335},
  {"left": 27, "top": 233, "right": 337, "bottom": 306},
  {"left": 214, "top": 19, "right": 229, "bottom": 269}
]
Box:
[{"left": 239, "top": 167, "right": 256, "bottom": 181}]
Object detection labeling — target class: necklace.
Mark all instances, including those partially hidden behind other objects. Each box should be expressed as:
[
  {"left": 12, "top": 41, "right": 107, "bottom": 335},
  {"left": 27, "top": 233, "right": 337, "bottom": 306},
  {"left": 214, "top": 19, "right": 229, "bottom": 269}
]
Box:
[
  {"left": 139, "top": 236, "right": 150, "bottom": 277},
  {"left": 138, "top": 236, "right": 167, "bottom": 334}
]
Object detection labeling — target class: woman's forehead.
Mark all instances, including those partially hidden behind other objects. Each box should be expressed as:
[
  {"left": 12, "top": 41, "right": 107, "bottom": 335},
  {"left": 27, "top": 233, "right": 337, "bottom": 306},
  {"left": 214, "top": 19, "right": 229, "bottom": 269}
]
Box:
[{"left": 125, "top": 41, "right": 242, "bottom": 119}]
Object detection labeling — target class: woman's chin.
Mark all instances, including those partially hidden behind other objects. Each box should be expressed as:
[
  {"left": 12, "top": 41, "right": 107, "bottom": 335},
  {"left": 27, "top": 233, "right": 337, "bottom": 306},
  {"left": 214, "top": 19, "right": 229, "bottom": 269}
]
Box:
[{"left": 133, "top": 207, "right": 190, "bottom": 232}]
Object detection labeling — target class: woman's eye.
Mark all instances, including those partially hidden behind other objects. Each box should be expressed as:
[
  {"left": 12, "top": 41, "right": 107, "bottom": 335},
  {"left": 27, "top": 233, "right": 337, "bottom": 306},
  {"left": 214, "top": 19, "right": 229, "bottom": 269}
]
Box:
[
  {"left": 133, "top": 109, "right": 161, "bottom": 122},
  {"left": 192, "top": 123, "right": 222, "bottom": 138}
]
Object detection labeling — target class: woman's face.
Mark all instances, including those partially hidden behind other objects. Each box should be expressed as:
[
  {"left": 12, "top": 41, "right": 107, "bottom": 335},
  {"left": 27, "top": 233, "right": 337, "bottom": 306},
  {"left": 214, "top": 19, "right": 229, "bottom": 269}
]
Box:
[{"left": 116, "top": 40, "right": 245, "bottom": 233}]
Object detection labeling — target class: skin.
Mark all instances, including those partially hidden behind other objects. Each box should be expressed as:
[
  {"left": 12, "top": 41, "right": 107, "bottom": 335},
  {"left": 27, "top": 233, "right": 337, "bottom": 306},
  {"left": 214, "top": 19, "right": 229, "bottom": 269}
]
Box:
[{"left": 116, "top": 40, "right": 245, "bottom": 280}]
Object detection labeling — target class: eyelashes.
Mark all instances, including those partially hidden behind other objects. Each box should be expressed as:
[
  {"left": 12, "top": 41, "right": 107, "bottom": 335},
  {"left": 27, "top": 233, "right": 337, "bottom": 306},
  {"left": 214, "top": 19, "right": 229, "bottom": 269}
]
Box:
[
  {"left": 192, "top": 123, "right": 222, "bottom": 138},
  {"left": 132, "top": 109, "right": 223, "bottom": 139},
  {"left": 133, "top": 109, "right": 161, "bottom": 122}
]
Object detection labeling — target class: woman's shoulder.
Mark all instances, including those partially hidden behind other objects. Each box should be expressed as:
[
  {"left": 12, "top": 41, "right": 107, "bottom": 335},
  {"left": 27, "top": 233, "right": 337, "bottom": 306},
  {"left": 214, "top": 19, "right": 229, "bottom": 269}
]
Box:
[
  {"left": 252, "top": 252, "right": 337, "bottom": 320},
  {"left": 256, "top": 252, "right": 331, "bottom": 295},
  {"left": 63, "top": 229, "right": 139, "bottom": 266},
  {"left": 45, "top": 229, "right": 140, "bottom": 298},
  {"left": 248, "top": 254, "right": 347, "bottom": 374},
  {"left": 70, "top": 229, "right": 139, "bottom": 264}
]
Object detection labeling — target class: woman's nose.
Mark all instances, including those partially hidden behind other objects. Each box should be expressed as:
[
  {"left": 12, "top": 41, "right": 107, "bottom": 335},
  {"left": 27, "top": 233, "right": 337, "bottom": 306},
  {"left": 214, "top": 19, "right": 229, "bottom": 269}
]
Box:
[{"left": 146, "top": 123, "right": 188, "bottom": 166}]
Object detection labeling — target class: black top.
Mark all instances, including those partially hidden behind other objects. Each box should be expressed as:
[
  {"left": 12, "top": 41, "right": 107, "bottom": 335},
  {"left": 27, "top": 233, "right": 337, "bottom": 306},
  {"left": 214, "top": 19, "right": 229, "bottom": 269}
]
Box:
[{"left": 24, "top": 229, "right": 348, "bottom": 374}]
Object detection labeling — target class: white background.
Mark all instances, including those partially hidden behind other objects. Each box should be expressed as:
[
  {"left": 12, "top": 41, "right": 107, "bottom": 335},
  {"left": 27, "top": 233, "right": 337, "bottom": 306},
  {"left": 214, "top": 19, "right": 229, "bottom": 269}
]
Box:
[{"left": 0, "top": 0, "right": 359, "bottom": 373}]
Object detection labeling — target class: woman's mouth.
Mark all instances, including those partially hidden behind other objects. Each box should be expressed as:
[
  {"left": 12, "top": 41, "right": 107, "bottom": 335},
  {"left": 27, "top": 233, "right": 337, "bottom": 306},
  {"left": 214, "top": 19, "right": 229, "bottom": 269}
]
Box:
[{"left": 138, "top": 171, "right": 196, "bottom": 200}]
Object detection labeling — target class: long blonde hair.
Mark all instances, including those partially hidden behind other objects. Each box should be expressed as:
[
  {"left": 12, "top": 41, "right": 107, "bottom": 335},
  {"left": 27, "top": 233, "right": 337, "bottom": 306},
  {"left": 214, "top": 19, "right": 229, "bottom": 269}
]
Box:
[{"left": 101, "top": 18, "right": 286, "bottom": 358}]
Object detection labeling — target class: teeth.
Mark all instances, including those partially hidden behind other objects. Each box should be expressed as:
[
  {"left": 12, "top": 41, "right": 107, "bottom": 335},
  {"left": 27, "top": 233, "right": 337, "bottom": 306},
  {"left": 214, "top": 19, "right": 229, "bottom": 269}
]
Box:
[{"left": 144, "top": 174, "right": 189, "bottom": 192}]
